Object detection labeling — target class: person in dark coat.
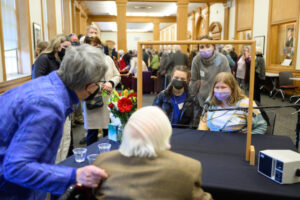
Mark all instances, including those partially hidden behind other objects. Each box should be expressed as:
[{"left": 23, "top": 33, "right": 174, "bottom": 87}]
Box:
[
  {"left": 254, "top": 47, "right": 265, "bottom": 103},
  {"left": 153, "top": 65, "right": 200, "bottom": 128},
  {"left": 32, "top": 34, "right": 71, "bottom": 79}
]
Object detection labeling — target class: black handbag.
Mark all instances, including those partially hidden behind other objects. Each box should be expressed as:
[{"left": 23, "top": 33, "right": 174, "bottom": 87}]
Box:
[{"left": 85, "top": 95, "right": 104, "bottom": 110}]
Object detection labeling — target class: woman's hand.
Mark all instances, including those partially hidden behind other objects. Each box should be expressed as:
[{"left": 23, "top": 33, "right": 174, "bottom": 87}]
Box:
[{"left": 102, "top": 82, "right": 113, "bottom": 94}]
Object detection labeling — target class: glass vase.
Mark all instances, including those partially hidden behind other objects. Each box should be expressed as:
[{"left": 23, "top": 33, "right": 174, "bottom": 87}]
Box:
[{"left": 117, "top": 124, "right": 124, "bottom": 143}]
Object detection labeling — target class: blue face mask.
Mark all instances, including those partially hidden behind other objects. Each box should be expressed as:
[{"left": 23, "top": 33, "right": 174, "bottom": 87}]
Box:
[{"left": 214, "top": 90, "right": 231, "bottom": 101}]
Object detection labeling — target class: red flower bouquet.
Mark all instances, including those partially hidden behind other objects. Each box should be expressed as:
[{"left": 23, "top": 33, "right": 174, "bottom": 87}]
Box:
[{"left": 107, "top": 89, "right": 137, "bottom": 127}]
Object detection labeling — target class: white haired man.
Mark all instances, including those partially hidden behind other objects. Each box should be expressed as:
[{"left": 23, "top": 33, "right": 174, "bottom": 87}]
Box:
[
  {"left": 93, "top": 106, "right": 212, "bottom": 200},
  {"left": 0, "top": 45, "right": 108, "bottom": 199}
]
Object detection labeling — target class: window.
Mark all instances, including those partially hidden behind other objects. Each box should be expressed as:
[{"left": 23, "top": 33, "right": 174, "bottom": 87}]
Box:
[
  {"left": 0, "top": 0, "right": 32, "bottom": 81},
  {"left": 1, "top": 0, "right": 19, "bottom": 79},
  {"left": 42, "top": 0, "right": 48, "bottom": 41}
]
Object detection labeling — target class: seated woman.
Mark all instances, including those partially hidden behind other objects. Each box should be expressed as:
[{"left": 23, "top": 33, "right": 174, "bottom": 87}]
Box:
[
  {"left": 198, "top": 72, "right": 267, "bottom": 134},
  {"left": 153, "top": 65, "right": 199, "bottom": 128}
]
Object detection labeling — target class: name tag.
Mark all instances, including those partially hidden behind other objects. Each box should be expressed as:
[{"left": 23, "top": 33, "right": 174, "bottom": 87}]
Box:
[
  {"left": 178, "top": 103, "right": 184, "bottom": 110},
  {"left": 200, "top": 70, "right": 205, "bottom": 77}
]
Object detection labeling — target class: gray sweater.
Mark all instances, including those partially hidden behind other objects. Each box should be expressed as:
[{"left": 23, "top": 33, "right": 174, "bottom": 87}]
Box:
[{"left": 190, "top": 51, "right": 231, "bottom": 105}]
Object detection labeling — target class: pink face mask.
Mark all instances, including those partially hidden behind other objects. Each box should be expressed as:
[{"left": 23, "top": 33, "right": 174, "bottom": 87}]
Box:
[
  {"left": 200, "top": 49, "right": 213, "bottom": 59},
  {"left": 214, "top": 91, "right": 231, "bottom": 101}
]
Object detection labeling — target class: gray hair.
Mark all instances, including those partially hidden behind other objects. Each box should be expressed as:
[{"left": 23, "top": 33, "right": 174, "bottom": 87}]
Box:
[
  {"left": 57, "top": 44, "right": 108, "bottom": 91},
  {"left": 119, "top": 106, "right": 172, "bottom": 158},
  {"left": 86, "top": 25, "right": 98, "bottom": 34}
]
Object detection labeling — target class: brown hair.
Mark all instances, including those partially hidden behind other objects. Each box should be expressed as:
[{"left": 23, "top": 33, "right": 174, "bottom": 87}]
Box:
[
  {"left": 34, "top": 41, "right": 48, "bottom": 58},
  {"left": 171, "top": 65, "right": 190, "bottom": 81},
  {"left": 84, "top": 36, "right": 101, "bottom": 46},
  {"left": 209, "top": 72, "right": 246, "bottom": 106},
  {"left": 198, "top": 35, "right": 215, "bottom": 49}
]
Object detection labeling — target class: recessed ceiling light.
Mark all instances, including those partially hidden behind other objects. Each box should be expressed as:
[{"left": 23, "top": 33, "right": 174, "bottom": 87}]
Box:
[{"left": 133, "top": 5, "right": 152, "bottom": 9}]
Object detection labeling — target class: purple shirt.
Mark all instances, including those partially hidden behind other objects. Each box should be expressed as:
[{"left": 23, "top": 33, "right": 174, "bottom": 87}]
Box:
[{"left": 0, "top": 71, "right": 78, "bottom": 199}]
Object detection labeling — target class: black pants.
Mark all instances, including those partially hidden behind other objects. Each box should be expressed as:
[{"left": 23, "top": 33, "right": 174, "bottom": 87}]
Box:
[
  {"left": 254, "top": 73, "right": 262, "bottom": 104},
  {"left": 87, "top": 129, "right": 108, "bottom": 146}
]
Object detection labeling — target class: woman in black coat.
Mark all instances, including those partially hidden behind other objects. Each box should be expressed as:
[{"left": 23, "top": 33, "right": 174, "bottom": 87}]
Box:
[{"left": 32, "top": 34, "right": 71, "bottom": 79}]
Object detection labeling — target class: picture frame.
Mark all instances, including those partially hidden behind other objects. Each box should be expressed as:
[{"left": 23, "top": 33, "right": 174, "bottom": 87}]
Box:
[
  {"left": 254, "top": 35, "right": 265, "bottom": 55},
  {"left": 32, "top": 23, "right": 42, "bottom": 51}
]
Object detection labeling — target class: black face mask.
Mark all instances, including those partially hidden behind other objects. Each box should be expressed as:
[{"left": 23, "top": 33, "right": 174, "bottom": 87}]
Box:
[
  {"left": 85, "top": 86, "right": 100, "bottom": 101},
  {"left": 58, "top": 48, "right": 66, "bottom": 60},
  {"left": 172, "top": 79, "right": 186, "bottom": 90},
  {"left": 71, "top": 42, "right": 80, "bottom": 46}
]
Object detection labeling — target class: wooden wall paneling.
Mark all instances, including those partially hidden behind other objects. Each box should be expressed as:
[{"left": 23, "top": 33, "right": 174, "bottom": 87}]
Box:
[
  {"left": 223, "top": 4, "right": 230, "bottom": 40},
  {"left": 0, "top": 1, "right": 7, "bottom": 81},
  {"left": 47, "top": 0, "right": 57, "bottom": 40},
  {"left": 75, "top": 8, "right": 80, "bottom": 35},
  {"left": 62, "top": 0, "right": 71, "bottom": 34},
  {"left": 80, "top": 14, "right": 87, "bottom": 34},
  {"left": 271, "top": 0, "right": 299, "bottom": 24},
  {"left": 270, "top": 25, "right": 279, "bottom": 64},
  {"left": 236, "top": 0, "right": 254, "bottom": 31},
  {"left": 40, "top": 0, "right": 45, "bottom": 40},
  {"left": 266, "top": 0, "right": 299, "bottom": 72},
  {"left": 205, "top": 3, "right": 210, "bottom": 35},
  {"left": 0, "top": 76, "right": 31, "bottom": 93}
]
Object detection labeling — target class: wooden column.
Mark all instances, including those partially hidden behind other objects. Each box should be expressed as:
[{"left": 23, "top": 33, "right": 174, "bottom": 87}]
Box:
[
  {"left": 116, "top": 0, "right": 127, "bottom": 52},
  {"left": 223, "top": 3, "right": 230, "bottom": 40},
  {"left": 177, "top": 0, "right": 189, "bottom": 53},
  {"left": 191, "top": 11, "right": 196, "bottom": 50},
  {"left": 153, "top": 19, "right": 160, "bottom": 50},
  {"left": 192, "top": 11, "right": 196, "bottom": 40},
  {"left": 71, "top": 0, "right": 76, "bottom": 33},
  {"left": 205, "top": 3, "right": 210, "bottom": 35}
]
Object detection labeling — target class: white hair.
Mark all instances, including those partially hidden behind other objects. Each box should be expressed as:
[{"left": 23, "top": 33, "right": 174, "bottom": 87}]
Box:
[
  {"left": 118, "top": 49, "right": 124, "bottom": 56},
  {"left": 119, "top": 106, "right": 172, "bottom": 158}
]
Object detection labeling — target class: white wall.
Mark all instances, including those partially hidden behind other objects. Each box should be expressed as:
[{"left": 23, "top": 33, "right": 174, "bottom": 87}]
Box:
[
  {"left": 100, "top": 32, "right": 118, "bottom": 48},
  {"left": 228, "top": 0, "right": 236, "bottom": 40},
  {"left": 209, "top": 3, "right": 225, "bottom": 40},
  {"left": 29, "top": 0, "right": 43, "bottom": 62},
  {"left": 253, "top": 0, "right": 269, "bottom": 59},
  {"left": 100, "top": 32, "right": 154, "bottom": 51},
  {"left": 56, "top": 0, "right": 62, "bottom": 34},
  {"left": 188, "top": 15, "right": 192, "bottom": 35},
  {"left": 127, "top": 32, "right": 153, "bottom": 51}
]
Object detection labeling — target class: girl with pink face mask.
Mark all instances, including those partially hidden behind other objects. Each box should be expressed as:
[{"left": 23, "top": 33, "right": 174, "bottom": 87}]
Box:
[{"left": 198, "top": 72, "right": 267, "bottom": 134}]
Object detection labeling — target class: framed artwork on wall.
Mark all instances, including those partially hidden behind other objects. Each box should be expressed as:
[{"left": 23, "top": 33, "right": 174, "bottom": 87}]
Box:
[
  {"left": 254, "top": 35, "right": 265, "bottom": 55},
  {"left": 33, "top": 23, "right": 42, "bottom": 51}
]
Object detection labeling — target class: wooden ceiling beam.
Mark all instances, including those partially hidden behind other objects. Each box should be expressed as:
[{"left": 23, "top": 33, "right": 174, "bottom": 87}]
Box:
[
  {"left": 89, "top": 15, "right": 177, "bottom": 23},
  {"left": 77, "top": 0, "right": 226, "bottom": 3}
]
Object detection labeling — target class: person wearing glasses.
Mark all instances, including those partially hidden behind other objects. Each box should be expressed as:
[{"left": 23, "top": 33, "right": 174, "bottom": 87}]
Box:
[
  {"left": 190, "top": 35, "right": 231, "bottom": 106},
  {"left": 0, "top": 45, "right": 108, "bottom": 199}
]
